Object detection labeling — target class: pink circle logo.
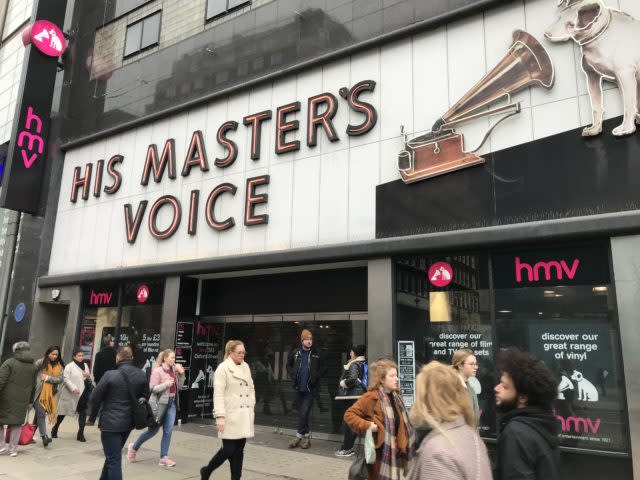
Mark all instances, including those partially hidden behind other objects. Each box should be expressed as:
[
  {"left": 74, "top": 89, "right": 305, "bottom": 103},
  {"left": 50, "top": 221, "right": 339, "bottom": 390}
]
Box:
[
  {"left": 136, "top": 285, "right": 149, "bottom": 303},
  {"left": 23, "top": 20, "right": 66, "bottom": 57},
  {"left": 428, "top": 262, "right": 453, "bottom": 288}
]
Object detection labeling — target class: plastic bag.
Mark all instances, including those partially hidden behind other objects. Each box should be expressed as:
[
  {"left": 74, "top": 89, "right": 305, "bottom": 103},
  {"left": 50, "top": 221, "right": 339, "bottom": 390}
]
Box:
[{"left": 364, "top": 427, "right": 376, "bottom": 464}]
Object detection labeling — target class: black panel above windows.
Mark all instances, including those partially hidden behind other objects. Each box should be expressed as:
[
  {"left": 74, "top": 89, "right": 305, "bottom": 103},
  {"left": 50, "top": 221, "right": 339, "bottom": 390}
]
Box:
[
  {"left": 206, "top": 0, "right": 251, "bottom": 21},
  {"left": 124, "top": 11, "right": 161, "bottom": 58}
]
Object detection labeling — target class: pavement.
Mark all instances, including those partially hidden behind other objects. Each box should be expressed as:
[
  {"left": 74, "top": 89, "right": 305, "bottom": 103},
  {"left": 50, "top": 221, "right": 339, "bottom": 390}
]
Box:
[{"left": 0, "top": 421, "right": 353, "bottom": 479}]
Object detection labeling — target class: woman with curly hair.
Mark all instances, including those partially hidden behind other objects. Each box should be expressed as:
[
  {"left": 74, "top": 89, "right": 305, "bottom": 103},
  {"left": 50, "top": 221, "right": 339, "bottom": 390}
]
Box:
[
  {"left": 33, "top": 346, "right": 64, "bottom": 447},
  {"left": 406, "top": 361, "right": 492, "bottom": 480},
  {"left": 344, "top": 358, "right": 414, "bottom": 480}
]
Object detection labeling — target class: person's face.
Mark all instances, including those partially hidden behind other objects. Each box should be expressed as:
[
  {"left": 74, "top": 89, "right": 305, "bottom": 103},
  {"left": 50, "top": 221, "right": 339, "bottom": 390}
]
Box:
[
  {"left": 460, "top": 355, "right": 478, "bottom": 379},
  {"left": 165, "top": 352, "right": 175, "bottom": 367},
  {"left": 495, "top": 372, "right": 519, "bottom": 411},
  {"left": 48, "top": 350, "right": 59, "bottom": 362},
  {"left": 230, "top": 345, "right": 246, "bottom": 364},
  {"left": 382, "top": 368, "right": 399, "bottom": 392},
  {"left": 302, "top": 337, "right": 313, "bottom": 349},
  {"left": 73, "top": 352, "right": 84, "bottom": 363},
  {"left": 350, "top": 350, "right": 356, "bottom": 360}
]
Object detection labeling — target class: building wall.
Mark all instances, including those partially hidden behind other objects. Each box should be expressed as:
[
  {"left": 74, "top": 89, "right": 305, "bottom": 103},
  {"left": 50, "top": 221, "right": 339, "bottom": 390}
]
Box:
[{"left": 49, "top": 0, "right": 640, "bottom": 276}]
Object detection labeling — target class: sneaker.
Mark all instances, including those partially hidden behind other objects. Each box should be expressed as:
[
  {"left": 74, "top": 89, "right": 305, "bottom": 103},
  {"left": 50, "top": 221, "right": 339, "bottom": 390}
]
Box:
[
  {"left": 127, "top": 443, "right": 137, "bottom": 463},
  {"left": 288, "top": 436, "right": 302, "bottom": 448},
  {"left": 9, "top": 452, "right": 17, "bottom": 457},
  {"left": 300, "top": 437, "right": 311, "bottom": 449},
  {"left": 335, "top": 448, "right": 355, "bottom": 457},
  {"left": 0, "top": 447, "right": 6, "bottom": 454},
  {"left": 159, "top": 457, "right": 176, "bottom": 467}
]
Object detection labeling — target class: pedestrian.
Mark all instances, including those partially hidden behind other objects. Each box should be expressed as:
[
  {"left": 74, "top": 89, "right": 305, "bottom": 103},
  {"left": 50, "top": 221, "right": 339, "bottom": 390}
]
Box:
[
  {"left": 127, "top": 348, "right": 185, "bottom": 467},
  {"left": 88, "top": 346, "right": 148, "bottom": 480},
  {"left": 494, "top": 348, "right": 560, "bottom": 480},
  {"left": 200, "top": 340, "right": 255, "bottom": 480},
  {"left": 452, "top": 348, "right": 480, "bottom": 422},
  {"left": 406, "top": 361, "right": 492, "bottom": 480},
  {"left": 335, "top": 344, "right": 367, "bottom": 457},
  {"left": 0, "top": 342, "right": 38, "bottom": 457},
  {"left": 287, "top": 329, "right": 324, "bottom": 449},
  {"left": 52, "top": 347, "right": 93, "bottom": 442},
  {"left": 93, "top": 335, "right": 116, "bottom": 385},
  {"left": 344, "top": 358, "right": 414, "bottom": 480},
  {"left": 33, "top": 345, "right": 64, "bottom": 447}
]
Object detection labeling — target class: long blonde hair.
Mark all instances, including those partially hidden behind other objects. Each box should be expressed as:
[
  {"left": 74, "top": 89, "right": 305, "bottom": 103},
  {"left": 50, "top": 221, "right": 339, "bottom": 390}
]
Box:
[
  {"left": 156, "top": 348, "right": 175, "bottom": 367},
  {"left": 224, "top": 340, "right": 245, "bottom": 359},
  {"left": 452, "top": 348, "right": 475, "bottom": 372},
  {"left": 410, "top": 361, "right": 475, "bottom": 434},
  {"left": 367, "top": 358, "right": 398, "bottom": 391}
]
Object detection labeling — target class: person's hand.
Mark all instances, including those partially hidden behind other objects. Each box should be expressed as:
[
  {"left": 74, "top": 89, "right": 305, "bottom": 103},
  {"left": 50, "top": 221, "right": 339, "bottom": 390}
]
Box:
[
  {"left": 370, "top": 422, "right": 378, "bottom": 432},
  {"left": 216, "top": 417, "right": 225, "bottom": 434},
  {"left": 175, "top": 364, "right": 185, "bottom": 375},
  {"left": 82, "top": 371, "right": 91, "bottom": 378},
  {"left": 41, "top": 374, "right": 47, "bottom": 381},
  {"left": 74, "top": 388, "right": 81, "bottom": 395},
  {"left": 86, "top": 419, "right": 95, "bottom": 426}
]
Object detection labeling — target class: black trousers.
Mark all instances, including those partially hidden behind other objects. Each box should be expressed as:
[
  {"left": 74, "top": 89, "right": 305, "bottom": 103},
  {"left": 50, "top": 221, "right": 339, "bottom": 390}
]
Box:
[
  {"left": 202, "top": 438, "right": 246, "bottom": 480},
  {"left": 54, "top": 410, "right": 87, "bottom": 434}
]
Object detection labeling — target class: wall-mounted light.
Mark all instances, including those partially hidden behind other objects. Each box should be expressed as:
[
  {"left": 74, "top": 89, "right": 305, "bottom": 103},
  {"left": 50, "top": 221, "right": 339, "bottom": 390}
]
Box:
[
  {"left": 498, "top": 310, "right": 512, "bottom": 314},
  {"left": 592, "top": 286, "right": 608, "bottom": 296}
]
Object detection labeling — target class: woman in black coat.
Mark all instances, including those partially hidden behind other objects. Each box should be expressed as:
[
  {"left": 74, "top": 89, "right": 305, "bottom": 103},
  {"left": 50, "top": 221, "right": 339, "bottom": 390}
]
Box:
[{"left": 334, "top": 344, "right": 367, "bottom": 457}]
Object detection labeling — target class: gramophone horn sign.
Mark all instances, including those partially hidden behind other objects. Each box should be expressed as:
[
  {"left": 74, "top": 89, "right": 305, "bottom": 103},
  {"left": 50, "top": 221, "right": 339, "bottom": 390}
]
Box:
[{"left": 398, "top": 30, "right": 555, "bottom": 184}]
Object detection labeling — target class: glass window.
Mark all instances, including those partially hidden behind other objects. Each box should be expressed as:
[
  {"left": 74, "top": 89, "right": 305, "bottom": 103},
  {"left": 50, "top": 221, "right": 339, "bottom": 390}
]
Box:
[
  {"left": 395, "top": 254, "right": 495, "bottom": 437},
  {"left": 206, "top": 0, "right": 250, "bottom": 21},
  {"left": 493, "top": 244, "right": 628, "bottom": 453},
  {"left": 124, "top": 12, "right": 161, "bottom": 58},
  {"left": 124, "top": 21, "right": 143, "bottom": 57},
  {"left": 77, "top": 283, "right": 119, "bottom": 369}
]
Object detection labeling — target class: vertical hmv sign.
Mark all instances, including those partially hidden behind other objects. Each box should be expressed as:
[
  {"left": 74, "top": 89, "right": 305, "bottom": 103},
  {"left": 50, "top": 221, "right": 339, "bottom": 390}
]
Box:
[{"left": 0, "top": 0, "right": 67, "bottom": 214}]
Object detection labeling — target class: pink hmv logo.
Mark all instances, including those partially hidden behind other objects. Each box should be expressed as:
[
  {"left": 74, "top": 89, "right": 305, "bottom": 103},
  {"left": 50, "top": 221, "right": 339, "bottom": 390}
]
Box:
[
  {"left": 89, "top": 290, "right": 113, "bottom": 306},
  {"left": 515, "top": 257, "right": 579, "bottom": 283},
  {"left": 17, "top": 106, "right": 44, "bottom": 169}
]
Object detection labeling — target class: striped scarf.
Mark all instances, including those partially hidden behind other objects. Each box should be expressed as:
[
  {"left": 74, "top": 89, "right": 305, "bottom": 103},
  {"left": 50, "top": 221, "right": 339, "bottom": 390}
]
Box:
[
  {"left": 378, "top": 387, "right": 415, "bottom": 480},
  {"left": 39, "top": 363, "right": 62, "bottom": 424}
]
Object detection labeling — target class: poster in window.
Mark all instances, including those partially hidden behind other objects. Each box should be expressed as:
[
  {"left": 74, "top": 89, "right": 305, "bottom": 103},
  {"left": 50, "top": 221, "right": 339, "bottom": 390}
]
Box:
[{"left": 188, "top": 320, "right": 223, "bottom": 418}]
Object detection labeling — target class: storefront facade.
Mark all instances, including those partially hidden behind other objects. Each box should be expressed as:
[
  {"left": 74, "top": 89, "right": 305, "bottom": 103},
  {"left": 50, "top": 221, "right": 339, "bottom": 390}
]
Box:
[{"left": 34, "top": 0, "right": 640, "bottom": 478}]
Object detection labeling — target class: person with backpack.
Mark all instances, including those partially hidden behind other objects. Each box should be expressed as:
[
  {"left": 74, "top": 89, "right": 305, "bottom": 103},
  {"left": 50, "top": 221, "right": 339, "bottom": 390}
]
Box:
[{"left": 335, "top": 345, "right": 366, "bottom": 457}]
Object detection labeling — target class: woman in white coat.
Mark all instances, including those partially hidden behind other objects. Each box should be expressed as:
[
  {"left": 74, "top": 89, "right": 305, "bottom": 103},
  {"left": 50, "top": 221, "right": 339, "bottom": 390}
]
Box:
[
  {"left": 52, "top": 348, "right": 92, "bottom": 442},
  {"left": 200, "top": 340, "right": 255, "bottom": 480}
]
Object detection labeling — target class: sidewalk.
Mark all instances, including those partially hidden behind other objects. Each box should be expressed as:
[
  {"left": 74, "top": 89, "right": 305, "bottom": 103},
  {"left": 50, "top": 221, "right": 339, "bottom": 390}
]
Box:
[{"left": 0, "top": 421, "right": 352, "bottom": 479}]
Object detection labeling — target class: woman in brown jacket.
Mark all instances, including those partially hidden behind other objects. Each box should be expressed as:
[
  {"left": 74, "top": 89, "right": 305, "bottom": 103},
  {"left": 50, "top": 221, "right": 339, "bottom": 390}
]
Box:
[
  {"left": 344, "top": 358, "right": 414, "bottom": 480},
  {"left": 406, "top": 361, "right": 492, "bottom": 480}
]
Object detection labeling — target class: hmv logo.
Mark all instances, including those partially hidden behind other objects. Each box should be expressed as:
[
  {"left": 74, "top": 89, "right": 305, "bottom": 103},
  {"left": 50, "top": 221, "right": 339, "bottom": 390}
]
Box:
[
  {"left": 515, "top": 257, "right": 580, "bottom": 283},
  {"left": 89, "top": 290, "right": 113, "bottom": 306}
]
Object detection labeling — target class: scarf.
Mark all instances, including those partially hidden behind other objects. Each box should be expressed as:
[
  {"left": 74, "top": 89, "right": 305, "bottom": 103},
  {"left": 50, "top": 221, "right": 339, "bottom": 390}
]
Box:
[
  {"left": 378, "top": 387, "right": 415, "bottom": 480},
  {"left": 39, "top": 362, "right": 62, "bottom": 424}
]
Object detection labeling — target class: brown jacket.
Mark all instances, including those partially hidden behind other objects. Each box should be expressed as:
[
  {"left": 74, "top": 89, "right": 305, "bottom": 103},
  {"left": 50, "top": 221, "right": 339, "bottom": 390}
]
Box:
[
  {"left": 343, "top": 390, "right": 410, "bottom": 455},
  {"left": 406, "top": 417, "right": 493, "bottom": 480}
]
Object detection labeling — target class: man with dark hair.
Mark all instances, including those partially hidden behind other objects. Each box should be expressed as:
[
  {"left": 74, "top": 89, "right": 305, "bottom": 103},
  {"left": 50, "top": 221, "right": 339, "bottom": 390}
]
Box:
[
  {"left": 93, "top": 334, "right": 116, "bottom": 384},
  {"left": 494, "top": 348, "right": 560, "bottom": 480},
  {"left": 89, "top": 346, "right": 148, "bottom": 480}
]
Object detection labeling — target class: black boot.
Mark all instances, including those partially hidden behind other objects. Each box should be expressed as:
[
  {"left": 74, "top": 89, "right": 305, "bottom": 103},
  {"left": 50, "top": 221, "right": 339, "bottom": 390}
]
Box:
[
  {"left": 51, "top": 425, "right": 58, "bottom": 438},
  {"left": 42, "top": 435, "right": 52, "bottom": 447},
  {"left": 200, "top": 466, "right": 210, "bottom": 480},
  {"left": 77, "top": 431, "right": 86, "bottom": 442}
]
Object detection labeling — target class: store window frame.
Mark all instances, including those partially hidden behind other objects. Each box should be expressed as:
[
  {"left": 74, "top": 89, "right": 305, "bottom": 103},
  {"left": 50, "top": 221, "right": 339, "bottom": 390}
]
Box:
[
  {"left": 205, "top": 0, "right": 251, "bottom": 22},
  {"left": 392, "top": 240, "right": 631, "bottom": 458},
  {"left": 123, "top": 10, "right": 162, "bottom": 59}
]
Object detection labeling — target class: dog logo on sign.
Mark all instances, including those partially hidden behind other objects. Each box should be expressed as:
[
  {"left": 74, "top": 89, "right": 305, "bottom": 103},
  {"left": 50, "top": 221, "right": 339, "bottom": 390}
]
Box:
[{"left": 545, "top": 0, "right": 640, "bottom": 137}]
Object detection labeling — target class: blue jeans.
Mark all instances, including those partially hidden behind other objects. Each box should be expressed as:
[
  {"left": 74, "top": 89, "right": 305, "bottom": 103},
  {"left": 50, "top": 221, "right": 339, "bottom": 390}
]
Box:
[
  {"left": 100, "top": 430, "right": 130, "bottom": 480},
  {"left": 33, "top": 400, "right": 48, "bottom": 437},
  {"left": 133, "top": 397, "right": 176, "bottom": 458},
  {"left": 296, "top": 391, "right": 315, "bottom": 436}
]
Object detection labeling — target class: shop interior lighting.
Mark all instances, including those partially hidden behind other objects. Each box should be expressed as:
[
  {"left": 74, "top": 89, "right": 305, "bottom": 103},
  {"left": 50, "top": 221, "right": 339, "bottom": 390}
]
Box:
[
  {"left": 429, "top": 292, "right": 451, "bottom": 323},
  {"left": 498, "top": 310, "right": 512, "bottom": 313},
  {"left": 592, "top": 286, "right": 608, "bottom": 295},
  {"left": 554, "top": 293, "right": 563, "bottom": 297},
  {"left": 543, "top": 290, "right": 555, "bottom": 298}
]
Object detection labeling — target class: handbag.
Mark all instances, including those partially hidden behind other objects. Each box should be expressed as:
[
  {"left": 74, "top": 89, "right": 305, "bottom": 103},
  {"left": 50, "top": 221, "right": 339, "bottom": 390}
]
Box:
[
  {"left": 148, "top": 392, "right": 169, "bottom": 425},
  {"left": 4, "top": 408, "right": 36, "bottom": 446},
  {"left": 119, "top": 370, "right": 155, "bottom": 430},
  {"left": 348, "top": 457, "right": 368, "bottom": 480}
]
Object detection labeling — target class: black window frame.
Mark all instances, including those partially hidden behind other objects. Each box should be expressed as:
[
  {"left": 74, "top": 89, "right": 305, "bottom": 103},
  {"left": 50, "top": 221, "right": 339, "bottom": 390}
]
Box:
[
  {"left": 123, "top": 10, "right": 162, "bottom": 59},
  {"left": 205, "top": 0, "right": 251, "bottom": 22}
]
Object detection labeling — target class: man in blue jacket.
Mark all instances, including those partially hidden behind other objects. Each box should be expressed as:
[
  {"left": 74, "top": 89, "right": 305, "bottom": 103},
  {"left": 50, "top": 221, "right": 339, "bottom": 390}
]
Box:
[
  {"left": 287, "top": 329, "right": 325, "bottom": 449},
  {"left": 88, "top": 346, "right": 148, "bottom": 480}
]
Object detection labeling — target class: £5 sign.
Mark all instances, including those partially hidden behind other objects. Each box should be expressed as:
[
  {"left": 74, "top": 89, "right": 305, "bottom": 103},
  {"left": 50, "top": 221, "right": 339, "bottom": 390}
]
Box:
[{"left": 17, "top": 106, "right": 44, "bottom": 169}]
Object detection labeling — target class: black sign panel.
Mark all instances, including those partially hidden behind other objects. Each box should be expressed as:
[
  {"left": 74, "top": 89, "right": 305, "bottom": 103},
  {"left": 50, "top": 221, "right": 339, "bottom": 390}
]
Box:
[
  {"left": 0, "top": 0, "right": 67, "bottom": 214},
  {"left": 82, "top": 283, "right": 118, "bottom": 307}
]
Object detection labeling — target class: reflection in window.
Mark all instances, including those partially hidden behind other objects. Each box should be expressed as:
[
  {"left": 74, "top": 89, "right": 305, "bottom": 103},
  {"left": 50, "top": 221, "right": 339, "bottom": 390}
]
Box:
[
  {"left": 206, "top": 0, "right": 251, "bottom": 21},
  {"left": 124, "top": 11, "right": 161, "bottom": 57}
]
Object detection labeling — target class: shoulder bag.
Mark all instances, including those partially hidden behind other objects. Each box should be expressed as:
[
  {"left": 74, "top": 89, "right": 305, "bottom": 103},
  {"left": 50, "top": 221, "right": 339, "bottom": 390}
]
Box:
[
  {"left": 4, "top": 408, "right": 36, "bottom": 446},
  {"left": 119, "top": 370, "right": 155, "bottom": 430}
]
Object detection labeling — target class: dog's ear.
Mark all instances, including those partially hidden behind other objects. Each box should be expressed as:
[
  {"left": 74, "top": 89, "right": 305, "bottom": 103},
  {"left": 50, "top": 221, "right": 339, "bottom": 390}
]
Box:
[{"left": 576, "top": 2, "right": 602, "bottom": 30}]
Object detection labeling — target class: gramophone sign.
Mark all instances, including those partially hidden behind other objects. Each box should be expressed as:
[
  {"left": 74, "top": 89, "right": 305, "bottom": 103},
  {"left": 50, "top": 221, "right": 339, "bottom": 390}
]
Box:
[{"left": 398, "top": 30, "right": 555, "bottom": 184}]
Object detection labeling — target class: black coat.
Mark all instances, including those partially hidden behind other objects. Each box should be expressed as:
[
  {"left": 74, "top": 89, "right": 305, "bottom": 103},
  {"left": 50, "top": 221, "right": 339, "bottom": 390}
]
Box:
[
  {"left": 287, "top": 347, "right": 324, "bottom": 391},
  {"left": 338, "top": 358, "right": 366, "bottom": 396},
  {"left": 495, "top": 407, "right": 560, "bottom": 480},
  {"left": 92, "top": 346, "right": 116, "bottom": 384},
  {"left": 88, "top": 360, "right": 149, "bottom": 432}
]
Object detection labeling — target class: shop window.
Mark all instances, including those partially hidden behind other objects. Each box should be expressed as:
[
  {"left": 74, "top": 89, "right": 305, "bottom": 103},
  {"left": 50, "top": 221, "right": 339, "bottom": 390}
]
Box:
[
  {"left": 77, "top": 283, "right": 120, "bottom": 369},
  {"left": 395, "top": 254, "right": 495, "bottom": 436},
  {"left": 124, "top": 11, "right": 161, "bottom": 58},
  {"left": 206, "top": 0, "right": 251, "bottom": 21}
]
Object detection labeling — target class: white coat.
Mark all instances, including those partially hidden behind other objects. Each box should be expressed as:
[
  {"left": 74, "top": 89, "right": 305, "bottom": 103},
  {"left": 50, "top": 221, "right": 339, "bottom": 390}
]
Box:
[
  {"left": 57, "top": 362, "right": 91, "bottom": 417},
  {"left": 213, "top": 357, "right": 255, "bottom": 440}
]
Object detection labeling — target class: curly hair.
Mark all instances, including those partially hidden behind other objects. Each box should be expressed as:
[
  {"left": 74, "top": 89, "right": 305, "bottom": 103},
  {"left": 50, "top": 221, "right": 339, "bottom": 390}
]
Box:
[
  {"left": 498, "top": 348, "right": 557, "bottom": 410},
  {"left": 368, "top": 358, "right": 398, "bottom": 391}
]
